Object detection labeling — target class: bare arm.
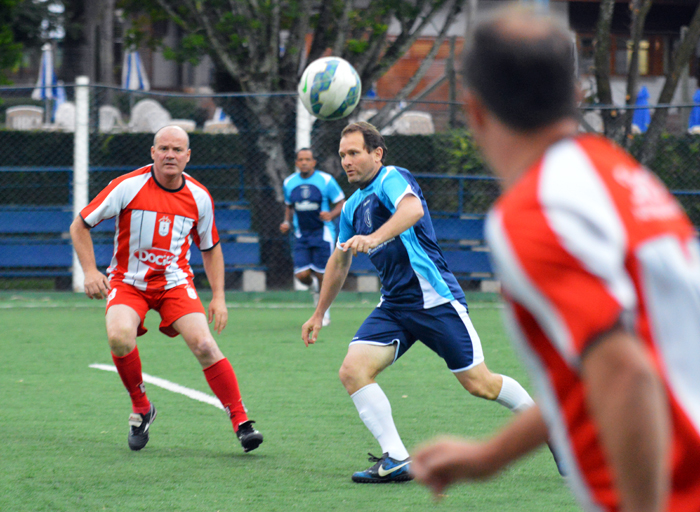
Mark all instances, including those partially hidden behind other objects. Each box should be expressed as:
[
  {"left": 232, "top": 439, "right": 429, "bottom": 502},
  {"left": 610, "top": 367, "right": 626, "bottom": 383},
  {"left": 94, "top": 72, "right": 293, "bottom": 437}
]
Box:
[
  {"left": 200, "top": 243, "right": 228, "bottom": 334},
  {"left": 69, "top": 215, "right": 111, "bottom": 299},
  {"left": 280, "top": 205, "right": 294, "bottom": 233},
  {"left": 581, "top": 326, "right": 670, "bottom": 512},
  {"left": 340, "top": 194, "right": 423, "bottom": 255},
  {"left": 301, "top": 246, "right": 352, "bottom": 346},
  {"left": 412, "top": 405, "right": 549, "bottom": 496},
  {"left": 319, "top": 199, "right": 345, "bottom": 222}
]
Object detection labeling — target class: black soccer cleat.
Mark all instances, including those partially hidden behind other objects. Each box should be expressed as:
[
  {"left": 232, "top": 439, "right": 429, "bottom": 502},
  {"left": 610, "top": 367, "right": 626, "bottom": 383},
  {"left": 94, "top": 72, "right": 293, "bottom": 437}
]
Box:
[
  {"left": 351, "top": 452, "right": 413, "bottom": 483},
  {"left": 128, "top": 403, "right": 157, "bottom": 451},
  {"left": 236, "top": 420, "right": 263, "bottom": 453}
]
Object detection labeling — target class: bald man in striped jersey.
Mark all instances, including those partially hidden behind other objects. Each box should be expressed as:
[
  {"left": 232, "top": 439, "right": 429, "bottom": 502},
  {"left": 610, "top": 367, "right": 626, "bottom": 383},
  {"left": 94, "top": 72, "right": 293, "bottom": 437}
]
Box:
[{"left": 71, "top": 125, "right": 263, "bottom": 454}]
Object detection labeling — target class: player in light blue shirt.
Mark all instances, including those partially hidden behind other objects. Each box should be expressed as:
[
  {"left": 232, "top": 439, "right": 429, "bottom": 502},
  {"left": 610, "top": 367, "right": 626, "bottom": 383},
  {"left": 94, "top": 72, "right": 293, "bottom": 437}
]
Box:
[
  {"left": 280, "top": 148, "right": 345, "bottom": 325},
  {"left": 301, "top": 122, "right": 540, "bottom": 483}
]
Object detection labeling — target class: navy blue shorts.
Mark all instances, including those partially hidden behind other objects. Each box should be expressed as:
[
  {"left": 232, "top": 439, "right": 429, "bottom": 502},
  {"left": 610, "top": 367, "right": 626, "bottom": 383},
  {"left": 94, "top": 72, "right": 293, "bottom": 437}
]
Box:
[
  {"left": 350, "top": 300, "right": 484, "bottom": 372},
  {"left": 293, "top": 236, "right": 334, "bottom": 274}
]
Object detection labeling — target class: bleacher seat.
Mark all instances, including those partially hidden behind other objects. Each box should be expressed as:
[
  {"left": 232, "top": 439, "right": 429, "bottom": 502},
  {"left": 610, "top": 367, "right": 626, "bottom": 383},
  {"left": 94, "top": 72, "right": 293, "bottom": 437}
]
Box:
[
  {"left": 5, "top": 106, "right": 44, "bottom": 131},
  {"left": 431, "top": 217, "right": 485, "bottom": 245},
  {"left": 442, "top": 249, "right": 493, "bottom": 276},
  {"left": 0, "top": 205, "right": 261, "bottom": 281}
]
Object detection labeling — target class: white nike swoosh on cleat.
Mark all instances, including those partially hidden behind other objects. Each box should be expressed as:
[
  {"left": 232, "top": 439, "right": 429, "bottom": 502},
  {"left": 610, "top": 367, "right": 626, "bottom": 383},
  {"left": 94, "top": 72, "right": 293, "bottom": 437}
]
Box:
[{"left": 377, "top": 460, "right": 410, "bottom": 477}]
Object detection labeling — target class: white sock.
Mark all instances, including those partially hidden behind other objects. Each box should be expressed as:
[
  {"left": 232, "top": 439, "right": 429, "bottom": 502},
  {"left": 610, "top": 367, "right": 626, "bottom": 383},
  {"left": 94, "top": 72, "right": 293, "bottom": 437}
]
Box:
[
  {"left": 351, "top": 383, "right": 409, "bottom": 461},
  {"left": 310, "top": 275, "right": 319, "bottom": 294},
  {"left": 495, "top": 375, "right": 535, "bottom": 413}
]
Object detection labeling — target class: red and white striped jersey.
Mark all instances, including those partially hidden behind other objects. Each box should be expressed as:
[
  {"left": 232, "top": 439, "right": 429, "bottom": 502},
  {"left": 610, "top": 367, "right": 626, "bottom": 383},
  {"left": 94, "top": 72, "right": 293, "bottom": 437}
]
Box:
[
  {"left": 80, "top": 165, "right": 220, "bottom": 291},
  {"left": 486, "top": 135, "right": 700, "bottom": 511}
]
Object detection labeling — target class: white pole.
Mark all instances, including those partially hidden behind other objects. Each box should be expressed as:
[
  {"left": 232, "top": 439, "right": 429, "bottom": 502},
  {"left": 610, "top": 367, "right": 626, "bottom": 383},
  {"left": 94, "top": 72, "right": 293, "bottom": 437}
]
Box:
[
  {"left": 296, "top": 96, "right": 314, "bottom": 150},
  {"left": 72, "top": 76, "right": 90, "bottom": 293}
]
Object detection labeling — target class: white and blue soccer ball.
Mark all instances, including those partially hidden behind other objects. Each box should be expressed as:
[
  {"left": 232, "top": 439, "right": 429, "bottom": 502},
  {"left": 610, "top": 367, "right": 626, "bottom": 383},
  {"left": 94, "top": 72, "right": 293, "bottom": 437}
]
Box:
[{"left": 298, "top": 57, "right": 362, "bottom": 121}]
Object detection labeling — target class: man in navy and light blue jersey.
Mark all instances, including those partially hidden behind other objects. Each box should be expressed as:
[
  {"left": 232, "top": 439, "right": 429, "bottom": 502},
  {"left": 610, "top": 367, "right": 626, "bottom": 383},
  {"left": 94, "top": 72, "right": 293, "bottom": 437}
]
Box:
[
  {"left": 301, "top": 122, "right": 540, "bottom": 483},
  {"left": 281, "top": 148, "right": 345, "bottom": 326}
]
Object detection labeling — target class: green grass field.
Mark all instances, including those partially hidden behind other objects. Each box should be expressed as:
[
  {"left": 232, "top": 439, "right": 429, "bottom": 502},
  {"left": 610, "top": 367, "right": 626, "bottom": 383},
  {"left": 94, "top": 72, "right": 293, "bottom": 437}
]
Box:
[{"left": 0, "top": 291, "right": 581, "bottom": 512}]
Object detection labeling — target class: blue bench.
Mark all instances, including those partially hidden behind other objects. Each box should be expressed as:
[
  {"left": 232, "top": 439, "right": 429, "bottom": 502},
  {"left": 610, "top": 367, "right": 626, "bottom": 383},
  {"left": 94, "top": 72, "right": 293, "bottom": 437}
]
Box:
[
  {"left": 433, "top": 216, "right": 493, "bottom": 278},
  {"left": 0, "top": 205, "right": 261, "bottom": 281},
  {"left": 431, "top": 216, "right": 486, "bottom": 246},
  {"left": 347, "top": 216, "right": 493, "bottom": 279}
]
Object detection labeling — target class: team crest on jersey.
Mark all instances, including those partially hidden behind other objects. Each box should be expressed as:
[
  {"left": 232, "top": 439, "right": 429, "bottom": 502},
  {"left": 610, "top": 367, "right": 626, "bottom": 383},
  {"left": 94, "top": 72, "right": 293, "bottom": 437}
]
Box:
[
  {"left": 301, "top": 186, "right": 311, "bottom": 199},
  {"left": 158, "top": 216, "right": 172, "bottom": 237},
  {"left": 364, "top": 208, "right": 372, "bottom": 229}
]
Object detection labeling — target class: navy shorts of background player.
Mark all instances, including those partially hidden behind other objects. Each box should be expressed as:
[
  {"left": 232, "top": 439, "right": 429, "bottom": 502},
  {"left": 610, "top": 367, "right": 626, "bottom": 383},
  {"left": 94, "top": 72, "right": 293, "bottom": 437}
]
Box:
[
  {"left": 338, "top": 165, "right": 483, "bottom": 371},
  {"left": 284, "top": 170, "right": 346, "bottom": 274}
]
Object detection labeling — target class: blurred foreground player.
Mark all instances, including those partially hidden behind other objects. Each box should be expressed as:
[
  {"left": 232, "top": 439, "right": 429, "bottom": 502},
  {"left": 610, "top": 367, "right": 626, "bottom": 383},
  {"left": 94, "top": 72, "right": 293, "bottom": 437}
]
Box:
[
  {"left": 412, "top": 6, "right": 700, "bottom": 512},
  {"left": 70, "top": 125, "right": 263, "bottom": 453}
]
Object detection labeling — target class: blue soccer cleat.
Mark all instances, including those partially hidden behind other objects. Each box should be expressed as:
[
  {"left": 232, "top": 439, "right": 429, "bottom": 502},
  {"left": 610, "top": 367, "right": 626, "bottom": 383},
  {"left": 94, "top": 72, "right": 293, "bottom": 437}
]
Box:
[{"left": 351, "top": 452, "right": 413, "bottom": 483}]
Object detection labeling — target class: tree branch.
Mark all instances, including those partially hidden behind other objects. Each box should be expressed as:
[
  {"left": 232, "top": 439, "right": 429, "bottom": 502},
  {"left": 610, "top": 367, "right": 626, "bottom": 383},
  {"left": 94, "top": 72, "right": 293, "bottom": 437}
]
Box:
[
  {"left": 640, "top": 2, "right": 700, "bottom": 165},
  {"left": 371, "top": 0, "right": 460, "bottom": 130},
  {"left": 594, "top": 0, "right": 616, "bottom": 137},
  {"left": 622, "top": 0, "right": 652, "bottom": 146}
]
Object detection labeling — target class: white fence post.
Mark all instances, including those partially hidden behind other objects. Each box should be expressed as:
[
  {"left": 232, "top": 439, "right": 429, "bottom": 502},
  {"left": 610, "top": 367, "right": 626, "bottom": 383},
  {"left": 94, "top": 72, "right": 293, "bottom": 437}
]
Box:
[
  {"left": 296, "top": 96, "right": 314, "bottom": 151},
  {"left": 72, "top": 76, "right": 90, "bottom": 293}
]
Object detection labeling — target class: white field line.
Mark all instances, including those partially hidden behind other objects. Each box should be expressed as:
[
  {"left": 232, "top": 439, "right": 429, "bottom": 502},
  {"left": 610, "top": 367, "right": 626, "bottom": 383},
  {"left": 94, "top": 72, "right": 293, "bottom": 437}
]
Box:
[
  {"left": 89, "top": 363, "right": 224, "bottom": 410},
  {"left": 0, "top": 301, "right": 502, "bottom": 310}
]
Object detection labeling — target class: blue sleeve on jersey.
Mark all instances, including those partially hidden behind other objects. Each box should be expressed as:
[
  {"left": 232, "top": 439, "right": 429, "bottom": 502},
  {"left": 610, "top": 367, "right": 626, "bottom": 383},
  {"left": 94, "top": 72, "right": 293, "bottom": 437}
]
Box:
[
  {"left": 338, "top": 202, "right": 355, "bottom": 244},
  {"left": 283, "top": 178, "right": 292, "bottom": 204},
  {"left": 378, "top": 168, "right": 413, "bottom": 210},
  {"left": 326, "top": 176, "right": 345, "bottom": 204}
]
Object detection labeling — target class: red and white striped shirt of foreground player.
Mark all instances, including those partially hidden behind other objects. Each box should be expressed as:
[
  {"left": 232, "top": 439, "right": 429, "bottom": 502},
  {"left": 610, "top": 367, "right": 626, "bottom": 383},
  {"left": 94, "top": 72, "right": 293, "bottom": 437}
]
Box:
[
  {"left": 69, "top": 125, "right": 259, "bottom": 449},
  {"left": 412, "top": 133, "right": 700, "bottom": 509}
]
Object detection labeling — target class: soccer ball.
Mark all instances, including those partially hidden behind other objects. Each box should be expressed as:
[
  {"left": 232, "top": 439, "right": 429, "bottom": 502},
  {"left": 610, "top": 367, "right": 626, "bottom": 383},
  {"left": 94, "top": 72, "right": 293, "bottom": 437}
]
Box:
[{"left": 298, "top": 57, "right": 362, "bottom": 120}]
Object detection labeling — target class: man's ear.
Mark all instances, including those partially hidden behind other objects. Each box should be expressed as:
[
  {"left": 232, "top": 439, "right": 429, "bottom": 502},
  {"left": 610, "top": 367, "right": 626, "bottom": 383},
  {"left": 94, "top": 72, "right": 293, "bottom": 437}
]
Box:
[{"left": 464, "top": 91, "right": 487, "bottom": 131}]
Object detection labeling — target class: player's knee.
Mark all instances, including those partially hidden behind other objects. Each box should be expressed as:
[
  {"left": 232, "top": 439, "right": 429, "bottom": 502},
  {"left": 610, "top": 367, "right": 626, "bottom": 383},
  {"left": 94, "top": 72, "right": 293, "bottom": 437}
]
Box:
[
  {"left": 461, "top": 374, "right": 499, "bottom": 400},
  {"left": 188, "top": 336, "right": 219, "bottom": 361},
  {"left": 106, "top": 325, "right": 136, "bottom": 354},
  {"left": 295, "top": 270, "right": 312, "bottom": 284},
  {"left": 339, "top": 360, "right": 364, "bottom": 392}
]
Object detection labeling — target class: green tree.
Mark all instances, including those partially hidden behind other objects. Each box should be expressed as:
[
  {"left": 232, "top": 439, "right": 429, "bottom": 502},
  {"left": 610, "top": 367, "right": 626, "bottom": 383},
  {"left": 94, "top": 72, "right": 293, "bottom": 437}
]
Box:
[
  {"left": 0, "top": 0, "right": 61, "bottom": 83},
  {"left": 118, "top": 0, "right": 461, "bottom": 287},
  {"left": 0, "top": 0, "right": 23, "bottom": 84},
  {"left": 118, "top": 0, "right": 461, "bottom": 195},
  {"left": 593, "top": 0, "right": 700, "bottom": 164}
]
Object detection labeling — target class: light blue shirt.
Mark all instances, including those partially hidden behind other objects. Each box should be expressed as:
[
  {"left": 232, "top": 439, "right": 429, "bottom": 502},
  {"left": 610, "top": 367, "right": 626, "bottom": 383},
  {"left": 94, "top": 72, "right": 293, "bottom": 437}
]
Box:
[
  {"left": 338, "top": 165, "right": 465, "bottom": 309},
  {"left": 283, "top": 170, "right": 345, "bottom": 242}
]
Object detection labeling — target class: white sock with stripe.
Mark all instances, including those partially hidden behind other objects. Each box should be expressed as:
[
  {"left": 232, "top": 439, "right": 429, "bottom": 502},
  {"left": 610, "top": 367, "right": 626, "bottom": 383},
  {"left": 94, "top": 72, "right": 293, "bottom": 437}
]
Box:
[
  {"left": 351, "top": 383, "right": 410, "bottom": 461},
  {"left": 495, "top": 375, "right": 535, "bottom": 413}
]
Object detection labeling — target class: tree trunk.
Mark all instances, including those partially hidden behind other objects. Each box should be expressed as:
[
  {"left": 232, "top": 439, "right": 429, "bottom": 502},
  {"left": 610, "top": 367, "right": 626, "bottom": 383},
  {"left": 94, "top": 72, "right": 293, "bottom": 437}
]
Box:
[
  {"left": 99, "top": 0, "right": 116, "bottom": 86},
  {"left": 622, "top": 0, "right": 652, "bottom": 148},
  {"left": 243, "top": 94, "right": 297, "bottom": 288},
  {"left": 639, "top": 2, "right": 700, "bottom": 166},
  {"left": 593, "top": 0, "right": 619, "bottom": 138}
]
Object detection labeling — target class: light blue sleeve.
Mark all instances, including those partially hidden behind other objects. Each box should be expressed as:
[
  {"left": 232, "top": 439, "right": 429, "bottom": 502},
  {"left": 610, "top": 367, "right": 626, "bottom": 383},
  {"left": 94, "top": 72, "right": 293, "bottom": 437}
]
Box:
[
  {"left": 337, "top": 202, "right": 355, "bottom": 245},
  {"left": 379, "top": 168, "right": 413, "bottom": 210},
  {"left": 283, "top": 178, "right": 292, "bottom": 205},
  {"left": 326, "top": 176, "right": 346, "bottom": 204}
]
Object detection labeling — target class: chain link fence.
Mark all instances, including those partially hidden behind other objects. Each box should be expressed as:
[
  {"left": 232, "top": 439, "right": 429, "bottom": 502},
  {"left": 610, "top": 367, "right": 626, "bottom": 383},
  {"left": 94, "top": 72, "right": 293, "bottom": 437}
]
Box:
[{"left": 1, "top": 83, "right": 699, "bottom": 291}]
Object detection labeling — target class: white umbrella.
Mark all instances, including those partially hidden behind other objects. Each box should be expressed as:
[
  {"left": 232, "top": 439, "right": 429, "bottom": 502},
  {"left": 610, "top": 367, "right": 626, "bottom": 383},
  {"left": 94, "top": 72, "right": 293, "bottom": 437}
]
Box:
[
  {"left": 121, "top": 50, "right": 150, "bottom": 91},
  {"left": 32, "top": 43, "right": 57, "bottom": 123}
]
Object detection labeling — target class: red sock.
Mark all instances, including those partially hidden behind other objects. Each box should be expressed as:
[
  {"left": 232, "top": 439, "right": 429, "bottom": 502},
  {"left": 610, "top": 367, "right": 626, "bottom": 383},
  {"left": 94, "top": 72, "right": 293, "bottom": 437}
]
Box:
[
  {"left": 112, "top": 347, "right": 151, "bottom": 414},
  {"left": 204, "top": 358, "right": 248, "bottom": 430}
]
